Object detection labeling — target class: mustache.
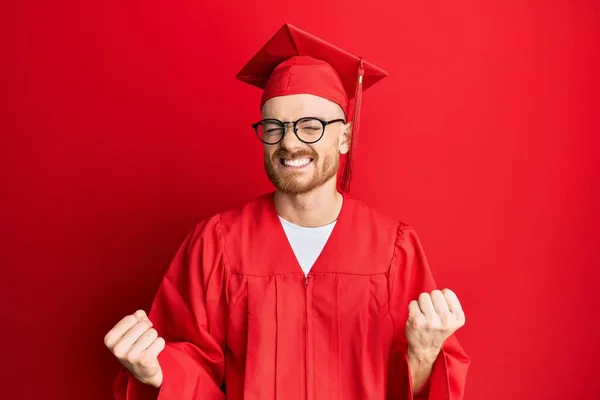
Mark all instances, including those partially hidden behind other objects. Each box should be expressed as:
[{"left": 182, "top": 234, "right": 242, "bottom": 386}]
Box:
[{"left": 272, "top": 148, "right": 318, "bottom": 161}]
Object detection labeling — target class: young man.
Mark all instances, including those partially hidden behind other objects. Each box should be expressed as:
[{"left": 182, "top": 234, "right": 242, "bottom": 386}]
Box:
[{"left": 105, "top": 23, "right": 470, "bottom": 399}]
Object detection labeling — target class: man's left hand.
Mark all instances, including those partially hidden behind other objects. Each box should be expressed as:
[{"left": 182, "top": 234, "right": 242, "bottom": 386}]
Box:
[{"left": 405, "top": 289, "right": 466, "bottom": 362}]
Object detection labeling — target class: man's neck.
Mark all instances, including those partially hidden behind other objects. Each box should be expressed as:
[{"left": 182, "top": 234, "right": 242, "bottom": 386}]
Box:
[{"left": 274, "top": 181, "right": 343, "bottom": 228}]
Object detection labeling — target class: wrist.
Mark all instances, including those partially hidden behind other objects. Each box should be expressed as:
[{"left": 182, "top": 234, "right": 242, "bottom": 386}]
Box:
[
  {"left": 407, "top": 345, "right": 440, "bottom": 365},
  {"left": 144, "top": 368, "right": 163, "bottom": 388}
]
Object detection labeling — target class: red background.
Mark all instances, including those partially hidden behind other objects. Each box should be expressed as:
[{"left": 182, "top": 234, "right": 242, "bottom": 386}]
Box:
[{"left": 2, "top": 1, "right": 599, "bottom": 399}]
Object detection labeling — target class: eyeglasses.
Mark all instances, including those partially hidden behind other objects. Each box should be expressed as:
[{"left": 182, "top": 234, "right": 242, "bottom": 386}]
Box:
[{"left": 252, "top": 117, "right": 346, "bottom": 145}]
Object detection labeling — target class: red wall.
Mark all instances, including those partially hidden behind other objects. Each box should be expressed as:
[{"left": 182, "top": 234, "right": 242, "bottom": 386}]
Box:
[{"left": 2, "top": 1, "right": 598, "bottom": 399}]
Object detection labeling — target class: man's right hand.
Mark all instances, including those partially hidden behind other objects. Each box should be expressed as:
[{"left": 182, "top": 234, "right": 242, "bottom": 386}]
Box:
[{"left": 104, "top": 309, "right": 166, "bottom": 388}]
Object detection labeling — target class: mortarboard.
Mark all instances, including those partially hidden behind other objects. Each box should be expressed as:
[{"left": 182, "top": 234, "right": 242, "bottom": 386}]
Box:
[{"left": 236, "top": 23, "right": 388, "bottom": 194}]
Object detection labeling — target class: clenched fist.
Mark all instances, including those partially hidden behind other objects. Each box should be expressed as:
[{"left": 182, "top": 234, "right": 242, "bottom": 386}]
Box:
[
  {"left": 104, "top": 310, "right": 166, "bottom": 388},
  {"left": 405, "top": 289, "right": 466, "bottom": 362}
]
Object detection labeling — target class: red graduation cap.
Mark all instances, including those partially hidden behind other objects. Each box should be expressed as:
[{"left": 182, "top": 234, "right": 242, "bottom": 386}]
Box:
[{"left": 236, "top": 23, "right": 388, "bottom": 194}]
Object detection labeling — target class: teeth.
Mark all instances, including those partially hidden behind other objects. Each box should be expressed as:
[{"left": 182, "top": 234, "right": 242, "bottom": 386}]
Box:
[{"left": 283, "top": 158, "right": 311, "bottom": 167}]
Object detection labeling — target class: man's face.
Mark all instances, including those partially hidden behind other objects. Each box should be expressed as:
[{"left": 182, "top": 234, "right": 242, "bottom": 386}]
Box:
[{"left": 261, "top": 94, "right": 351, "bottom": 195}]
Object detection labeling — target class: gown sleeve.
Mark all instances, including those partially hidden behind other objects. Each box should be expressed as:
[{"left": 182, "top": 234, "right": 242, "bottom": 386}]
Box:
[
  {"left": 388, "top": 223, "right": 470, "bottom": 400},
  {"left": 112, "top": 215, "right": 228, "bottom": 400}
]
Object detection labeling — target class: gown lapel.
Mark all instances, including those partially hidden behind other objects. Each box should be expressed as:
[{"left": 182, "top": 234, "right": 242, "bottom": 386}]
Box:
[{"left": 263, "top": 191, "right": 350, "bottom": 276}]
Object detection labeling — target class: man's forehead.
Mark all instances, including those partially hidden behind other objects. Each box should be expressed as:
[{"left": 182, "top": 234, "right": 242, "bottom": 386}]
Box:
[{"left": 261, "top": 94, "right": 344, "bottom": 119}]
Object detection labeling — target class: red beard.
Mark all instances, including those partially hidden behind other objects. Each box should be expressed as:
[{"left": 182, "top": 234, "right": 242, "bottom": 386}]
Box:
[{"left": 264, "top": 147, "right": 339, "bottom": 195}]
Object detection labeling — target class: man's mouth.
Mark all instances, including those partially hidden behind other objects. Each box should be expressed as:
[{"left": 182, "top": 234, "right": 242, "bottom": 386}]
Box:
[{"left": 280, "top": 157, "right": 313, "bottom": 168}]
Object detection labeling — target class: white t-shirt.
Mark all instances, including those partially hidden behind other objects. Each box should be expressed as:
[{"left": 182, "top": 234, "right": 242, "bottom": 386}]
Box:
[{"left": 279, "top": 216, "right": 336, "bottom": 276}]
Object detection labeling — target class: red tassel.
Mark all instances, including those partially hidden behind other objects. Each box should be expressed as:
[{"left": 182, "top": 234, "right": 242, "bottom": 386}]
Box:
[{"left": 341, "top": 59, "right": 364, "bottom": 194}]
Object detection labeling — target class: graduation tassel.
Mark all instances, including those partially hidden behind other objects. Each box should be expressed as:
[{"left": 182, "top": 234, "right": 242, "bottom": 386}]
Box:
[{"left": 341, "top": 59, "right": 365, "bottom": 194}]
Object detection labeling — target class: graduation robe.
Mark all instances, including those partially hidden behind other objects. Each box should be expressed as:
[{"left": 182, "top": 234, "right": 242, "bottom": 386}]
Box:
[{"left": 113, "top": 192, "right": 470, "bottom": 399}]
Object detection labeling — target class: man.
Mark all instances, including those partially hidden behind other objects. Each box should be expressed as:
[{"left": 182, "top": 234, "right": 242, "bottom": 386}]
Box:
[{"left": 105, "top": 23, "right": 470, "bottom": 399}]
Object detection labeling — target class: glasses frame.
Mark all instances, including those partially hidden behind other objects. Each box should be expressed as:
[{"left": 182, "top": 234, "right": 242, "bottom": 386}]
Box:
[{"left": 251, "top": 117, "right": 346, "bottom": 145}]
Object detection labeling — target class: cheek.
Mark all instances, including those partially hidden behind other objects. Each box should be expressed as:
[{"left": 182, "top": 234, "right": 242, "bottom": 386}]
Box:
[
  {"left": 313, "top": 145, "right": 338, "bottom": 165},
  {"left": 264, "top": 146, "right": 276, "bottom": 159},
  {"left": 313, "top": 134, "right": 338, "bottom": 155}
]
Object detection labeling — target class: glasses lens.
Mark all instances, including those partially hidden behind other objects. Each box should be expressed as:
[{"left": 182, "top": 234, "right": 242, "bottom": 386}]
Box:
[
  {"left": 257, "top": 121, "right": 284, "bottom": 143},
  {"left": 296, "top": 118, "right": 324, "bottom": 142}
]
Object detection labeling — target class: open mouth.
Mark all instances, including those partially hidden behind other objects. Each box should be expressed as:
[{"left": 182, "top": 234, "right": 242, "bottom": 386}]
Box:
[{"left": 280, "top": 157, "right": 313, "bottom": 168}]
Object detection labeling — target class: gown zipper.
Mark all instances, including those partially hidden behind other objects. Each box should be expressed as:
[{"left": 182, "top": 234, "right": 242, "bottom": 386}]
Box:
[{"left": 305, "top": 273, "right": 311, "bottom": 400}]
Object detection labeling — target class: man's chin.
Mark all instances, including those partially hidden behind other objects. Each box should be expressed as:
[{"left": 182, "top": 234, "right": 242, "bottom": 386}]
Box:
[
  {"left": 269, "top": 176, "right": 316, "bottom": 195},
  {"left": 265, "top": 161, "right": 338, "bottom": 195}
]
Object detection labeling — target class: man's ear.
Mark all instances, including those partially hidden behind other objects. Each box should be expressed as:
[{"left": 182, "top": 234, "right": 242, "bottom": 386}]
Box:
[{"left": 339, "top": 122, "right": 352, "bottom": 155}]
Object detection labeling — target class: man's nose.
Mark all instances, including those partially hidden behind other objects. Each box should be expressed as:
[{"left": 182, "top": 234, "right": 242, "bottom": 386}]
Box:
[{"left": 279, "top": 123, "right": 303, "bottom": 150}]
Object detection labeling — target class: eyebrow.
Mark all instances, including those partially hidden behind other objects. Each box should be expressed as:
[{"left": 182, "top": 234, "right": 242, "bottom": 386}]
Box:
[{"left": 260, "top": 115, "right": 335, "bottom": 121}]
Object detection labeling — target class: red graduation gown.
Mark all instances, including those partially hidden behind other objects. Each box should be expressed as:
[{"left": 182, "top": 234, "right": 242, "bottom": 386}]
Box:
[{"left": 113, "top": 192, "right": 470, "bottom": 399}]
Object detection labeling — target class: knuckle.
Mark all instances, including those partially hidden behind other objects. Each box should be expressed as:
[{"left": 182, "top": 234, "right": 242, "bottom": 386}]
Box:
[
  {"left": 124, "top": 351, "right": 139, "bottom": 364},
  {"left": 104, "top": 333, "right": 113, "bottom": 347},
  {"left": 407, "top": 315, "right": 419, "bottom": 328},
  {"left": 413, "top": 316, "right": 427, "bottom": 330},
  {"left": 423, "top": 320, "right": 434, "bottom": 331},
  {"left": 113, "top": 346, "right": 127, "bottom": 360},
  {"left": 439, "top": 313, "right": 449, "bottom": 325},
  {"left": 406, "top": 312, "right": 415, "bottom": 322},
  {"left": 138, "top": 354, "right": 155, "bottom": 368}
]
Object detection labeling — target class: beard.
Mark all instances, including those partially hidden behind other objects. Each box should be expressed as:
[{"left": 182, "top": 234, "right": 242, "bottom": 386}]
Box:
[{"left": 264, "top": 147, "right": 339, "bottom": 195}]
